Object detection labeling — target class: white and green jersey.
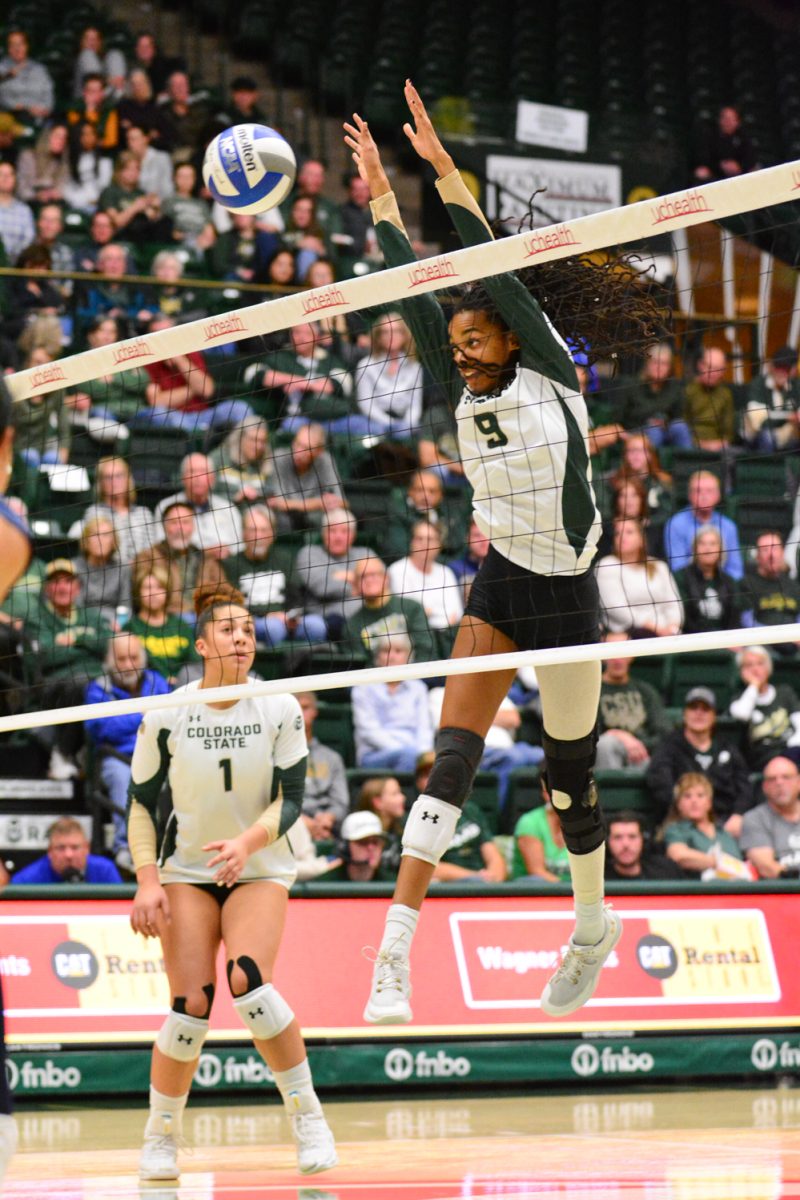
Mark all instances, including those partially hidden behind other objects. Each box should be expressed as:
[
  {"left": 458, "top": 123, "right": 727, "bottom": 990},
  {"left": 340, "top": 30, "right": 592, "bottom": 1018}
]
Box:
[
  {"left": 129, "top": 680, "right": 307, "bottom": 885},
  {"left": 372, "top": 174, "right": 601, "bottom": 577}
]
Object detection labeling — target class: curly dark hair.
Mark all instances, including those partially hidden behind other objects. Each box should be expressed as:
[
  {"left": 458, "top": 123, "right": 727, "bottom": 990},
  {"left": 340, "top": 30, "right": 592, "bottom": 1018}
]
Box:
[{"left": 194, "top": 580, "right": 248, "bottom": 636}]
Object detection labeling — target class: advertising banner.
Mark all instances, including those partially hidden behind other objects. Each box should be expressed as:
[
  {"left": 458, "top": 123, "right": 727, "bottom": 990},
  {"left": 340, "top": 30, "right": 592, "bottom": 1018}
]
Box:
[
  {"left": 484, "top": 154, "right": 622, "bottom": 223},
  {"left": 3, "top": 893, "right": 799, "bottom": 1045}
]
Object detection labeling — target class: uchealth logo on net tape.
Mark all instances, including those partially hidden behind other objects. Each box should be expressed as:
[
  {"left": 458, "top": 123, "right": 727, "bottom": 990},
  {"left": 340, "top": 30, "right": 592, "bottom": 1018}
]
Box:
[
  {"left": 571, "top": 1043, "right": 654, "bottom": 1078},
  {"left": 203, "top": 314, "right": 247, "bottom": 342},
  {"left": 407, "top": 258, "right": 458, "bottom": 288},
  {"left": 302, "top": 285, "right": 347, "bottom": 314},
  {"left": 30, "top": 364, "right": 67, "bottom": 390},
  {"left": 50, "top": 940, "right": 99, "bottom": 990},
  {"left": 650, "top": 189, "right": 712, "bottom": 226},
  {"left": 384, "top": 1047, "right": 471, "bottom": 1082},
  {"left": 523, "top": 225, "right": 579, "bottom": 257},
  {"left": 112, "top": 339, "right": 153, "bottom": 364}
]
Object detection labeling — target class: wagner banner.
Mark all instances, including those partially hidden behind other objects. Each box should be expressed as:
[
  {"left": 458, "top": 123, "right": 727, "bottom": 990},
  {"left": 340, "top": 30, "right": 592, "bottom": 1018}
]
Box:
[{"left": 2, "top": 893, "right": 799, "bottom": 1044}]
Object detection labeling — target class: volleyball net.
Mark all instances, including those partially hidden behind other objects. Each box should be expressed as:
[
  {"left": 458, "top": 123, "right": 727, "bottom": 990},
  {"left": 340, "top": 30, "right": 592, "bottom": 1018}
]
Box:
[{"left": 2, "top": 159, "right": 800, "bottom": 738}]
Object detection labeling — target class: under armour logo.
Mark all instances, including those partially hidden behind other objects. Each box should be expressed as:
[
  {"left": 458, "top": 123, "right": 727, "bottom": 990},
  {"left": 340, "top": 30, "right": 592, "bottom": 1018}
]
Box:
[
  {"left": 177, "top": 1034, "right": 193, "bottom": 1044},
  {"left": 248, "top": 1006, "right": 264, "bottom": 1020},
  {"left": 421, "top": 811, "right": 439, "bottom": 823}
]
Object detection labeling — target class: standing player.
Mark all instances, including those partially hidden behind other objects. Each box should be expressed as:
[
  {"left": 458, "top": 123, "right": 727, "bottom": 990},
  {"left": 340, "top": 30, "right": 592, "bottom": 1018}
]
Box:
[
  {"left": 0, "top": 377, "right": 33, "bottom": 1186},
  {"left": 344, "top": 84, "right": 661, "bottom": 1023},
  {"left": 129, "top": 581, "right": 337, "bottom": 1181}
]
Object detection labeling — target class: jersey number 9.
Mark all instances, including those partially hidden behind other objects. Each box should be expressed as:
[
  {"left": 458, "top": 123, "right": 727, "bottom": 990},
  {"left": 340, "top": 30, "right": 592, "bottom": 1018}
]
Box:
[{"left": 474, "top": 411, "right": 508, "bottom": 448}]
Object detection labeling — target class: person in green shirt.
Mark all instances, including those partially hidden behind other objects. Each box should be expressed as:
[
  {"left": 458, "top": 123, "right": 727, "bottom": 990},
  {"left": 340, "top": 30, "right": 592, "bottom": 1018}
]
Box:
[
  {"left": 345, "top": 555, "right": 435, "bottom": 662},
  {"left": 662, "top": 771, "right": 744, "bottom": 878},
  {"left": 512, "top": 795, "right": 571, "bottom": 882},
  {"left": 127, "top": 560, "right": 200, "bottom": 684},
  {"left": 432, "top": 799, "right": 506, "bottom": 881},
  {"left": 683, "top": 347, "right": 735, "bottom": 450}
]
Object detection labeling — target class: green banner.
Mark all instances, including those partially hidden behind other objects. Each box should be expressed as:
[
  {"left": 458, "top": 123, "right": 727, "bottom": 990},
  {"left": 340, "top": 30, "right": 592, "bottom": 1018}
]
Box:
[{"left": 8, "top": 1032, "right": 800, "bottom": 1098}]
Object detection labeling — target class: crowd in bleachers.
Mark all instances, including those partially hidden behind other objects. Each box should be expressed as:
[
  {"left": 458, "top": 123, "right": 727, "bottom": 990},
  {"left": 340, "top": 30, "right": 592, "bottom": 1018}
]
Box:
[{"left": 2, "top": 13, "right": 800, "bottom": 888}]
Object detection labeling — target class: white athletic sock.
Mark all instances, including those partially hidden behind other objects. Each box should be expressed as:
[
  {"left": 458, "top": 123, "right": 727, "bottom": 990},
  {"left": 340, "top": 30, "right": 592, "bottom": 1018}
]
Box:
[
  {"left": 145, "top": 1086, "right": 189, "bottom": 1137},
  {"left": 380, "top": 903, "right": 419, "bottom": 958},
  {"left": 568, "top": 845, "right": 606, "bottom": 945},
  {"left": 273, "top": 1058, "right": 322, "bottom": 1115},
  {"left": 0, "top": 1113, "right": 17, "bottom": 1185}
]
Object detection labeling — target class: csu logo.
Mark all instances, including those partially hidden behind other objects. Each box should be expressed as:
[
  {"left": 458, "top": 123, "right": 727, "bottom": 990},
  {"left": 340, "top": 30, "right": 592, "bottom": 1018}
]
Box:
[
  {"left": 51, "top": 941, "right": 99, "bottom": 990},
  {"left": 571, "top": 1044, "right": 600, "bottom": 1077}
]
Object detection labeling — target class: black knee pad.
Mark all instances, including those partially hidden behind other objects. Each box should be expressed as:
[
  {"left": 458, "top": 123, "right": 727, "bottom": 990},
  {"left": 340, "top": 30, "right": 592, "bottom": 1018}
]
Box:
[
  {"left": 425, "top": 726, "right": 486, "bottom": 810},
  {"left": 226, "top": 955, "right": 263, "bottom": 997},
  {"left": 543, "top": 728, "right": 605, "bottom": 855},
  {"left": 173, "top": 982, "right": 215, "bottom": 1020}
]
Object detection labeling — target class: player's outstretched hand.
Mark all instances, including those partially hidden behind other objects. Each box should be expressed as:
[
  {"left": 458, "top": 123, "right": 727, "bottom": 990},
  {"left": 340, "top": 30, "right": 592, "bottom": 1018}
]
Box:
[
  {"left": 204, "top": 836, "right": 249, "bottom": 888},
  {"left": 131, "top": 881, "right": 171, "bottom": 939},
  {"left": 343, "top": 113, "right": 390, "bottom": 199},
  {"left": 402, "top": 79, "right": 455, "bottom": 178}
]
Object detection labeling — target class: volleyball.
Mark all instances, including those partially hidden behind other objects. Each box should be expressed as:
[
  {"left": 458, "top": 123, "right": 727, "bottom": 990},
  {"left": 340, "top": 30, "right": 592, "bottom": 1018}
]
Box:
[{"left": 202, "top": 123, "right": 296, "bottom": 215}]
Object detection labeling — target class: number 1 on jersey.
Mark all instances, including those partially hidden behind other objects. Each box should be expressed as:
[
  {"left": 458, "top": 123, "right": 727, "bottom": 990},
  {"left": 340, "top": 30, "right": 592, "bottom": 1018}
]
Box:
[{"left": 219, "top": 757, "right": 232, "bottom": 791}]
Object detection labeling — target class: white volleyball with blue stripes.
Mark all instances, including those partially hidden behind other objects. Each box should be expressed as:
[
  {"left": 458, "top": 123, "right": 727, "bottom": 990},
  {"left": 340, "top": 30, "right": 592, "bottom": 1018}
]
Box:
[{"left": 202, "top": 124, "right": 296, "bottom": 215}]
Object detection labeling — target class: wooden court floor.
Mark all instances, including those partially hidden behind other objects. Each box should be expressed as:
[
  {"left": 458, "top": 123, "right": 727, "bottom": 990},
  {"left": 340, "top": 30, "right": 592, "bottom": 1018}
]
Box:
[{"left": 5, "top": 1085, "right": 800, "bottom": 1199}]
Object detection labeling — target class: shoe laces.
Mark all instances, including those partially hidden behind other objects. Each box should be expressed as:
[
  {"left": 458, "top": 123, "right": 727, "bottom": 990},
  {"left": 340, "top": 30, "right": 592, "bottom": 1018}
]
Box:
[
  {"left": 293, "top": 1110, "right": 329, "bottom": 1142},
  {"left": 362, "top": 941, "right": 409, "bottom": 994},
  {"left": 145, "top": 1130, "right": 191, "bottom": 1157},
  {"left": 552, "top": 941, "right": 601, "bottom": 987}
]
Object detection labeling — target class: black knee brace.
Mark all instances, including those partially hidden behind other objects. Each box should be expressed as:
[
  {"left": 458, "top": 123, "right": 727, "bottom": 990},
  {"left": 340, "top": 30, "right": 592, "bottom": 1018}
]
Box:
[
  {"left": 425, "top": 727, "right": 485, "bottom": 810},
  {"left": 543, "top": 728, "right": 605, "bottom": 855},
  {"left": 173, "top": 982, "right": 215, "bottom": 1020},
  {"left": 226, "top": 955, "right": 263, "bottom": 997}
]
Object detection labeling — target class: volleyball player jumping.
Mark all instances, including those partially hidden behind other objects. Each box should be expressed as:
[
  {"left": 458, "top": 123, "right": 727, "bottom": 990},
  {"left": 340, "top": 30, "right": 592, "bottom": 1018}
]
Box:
[
  {"left": 129, "top": 581, "right": 337, "bottom": 1180},
  {"left": 345, "top": 83, "right": 660, "bottom": 1023}
]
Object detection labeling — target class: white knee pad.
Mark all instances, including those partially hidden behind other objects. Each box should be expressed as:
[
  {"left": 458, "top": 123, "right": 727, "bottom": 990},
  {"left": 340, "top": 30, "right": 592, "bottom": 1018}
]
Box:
[
  {"left": 402, "top": 795, "right": 460, "bottom": 866},
  {"left": 155, "top": 1009, "right": 209, "bottom": 1062},
  {"left": 233, "top": 983, "right": 294, "bottom": 1041}
]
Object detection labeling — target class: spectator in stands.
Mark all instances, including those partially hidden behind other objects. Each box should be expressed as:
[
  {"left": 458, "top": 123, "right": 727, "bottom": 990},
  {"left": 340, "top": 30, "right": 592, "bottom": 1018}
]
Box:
[
  {"left": 0, "top": 30, "right": 54, "bottom": 123},
  {"left": 683, "top": 347, "right": 735, "bottom": 450},
  {"left": 223, "top": 503, "right": 325, "bottom": 645},
  {"left": 354, "top": 312, "right": 424, "bottom": 438},
  {"left": 662, "top": 771, "right": 746, "bottom": 879},
  {"left": 338, "top": 173, "right": 375, "bottom": 261},
  {"left": 11, "top": 347, "right": 72, "bottom": 465},
  {"left": 10, "top": 817, "right": 121, "bottom": 885},
  {"left": 158, "top": 70, "right": 208, "bottom": 165},
  {"left": 597, "top": 518, "right": 683, "bottom": 636},
  {"left": 118, "top": 68, "right": 169, "bottom": 148},
  {"left": 264, "top": 246, "right": 297, "bottom": 287},
  {"left": 287, "top": 813, "right": 343, "bottom": 881},
  {"left": 64, "top": 121, "right": 113, "bottom": 213},
  {"left": 693, "top": 105, "right": 756, "bottom": 183},
  {"left": 131, "top": 32, "right": 178, "bottom": 99},
  {"left": 148, "top": 249, "right": 205, "bottom": 323},
  {"left": 287, "top": 159, "right": 341, "bottom": 237},
  {"left": 604, "top": 812, "right": 685, "bottom": 881},
  {"left": 156, "top": 453, "right": 242, "bottom": 558},
  {"left": 84, "top": 632, "right": 169, "bottom": 871},
  {"left": 448, "top": 517, "right": 490, "bottom": 603},
  {"left": 75, "top": 210, "right": 120, "bottom": 272},
  {"left": 0, "top": 160, "right": 34, "bottom": 264},
  {"left": 743, "top": 345, "right": 800, "bottom": 450},
  {"left": 646, "top": 686, "right": 753, "bottom": 833},
  {"left": 0, "top": 111, "right": 24, "bottom": 167},
  {"left": 208, "top": 212, "right": 279, "bottom": 283},
  {"left": 324, "top": 811, "right": 395, "bottom": 883},
  {"left": 267, "top": 422, "right": 345, "bottom": 533},
  {"left": 77, "top": 241, "right": 154, "bottom": 334},
  {"left": 292, "top": 506, "right": 370, "bottom": 638},
  {"left": 27, "top": 557, "right": 112, "bottom": 779},
  {"left": 347, "top": 555, "right": 436, "bottom": 662},
  {"left": 606, "top": 433, "right": 673, "bottom": 536},
  {"left": 618, "top": 343, "right": 693, "bottom": 448},
  {"left": 416, "top": 393, "right": 464, "bottom": 487},
  {"left": 352, "top": 633, "right": 434, "bottom": 771},
  {"left": 76, "top": 453, "right": 157, "bottom": 564},
  {"left": 162, "top": 161, "right": 215, "bottom": 262},
  {"left": 511, "top": 779, "right": 570, "bottom": 882},
  {"left": 281, "top": 191, "right": 330, "bottom": 278},
  {"left": 432, "top": 799, "right": 507, "bottom": 884},
  {"left": 596, "top": 632, "right": 672, "bottom": 769},
  {"left": 664, "top": 470, "right": 744, "bottom": 580},
  {"left": 127, "top": 560, "right": 199, "bottom": 682},
  {"left": 99, "top": 150, "right": 171, "bottom": 244},
  {"left": 71, "top": 310, "right": 149, "bottom": 426},
  {"left": 16, "top": 125, "right": 71, "bottom": 205},
  {"left": 66, "top": 72, "right": 120, "bottom": 153},
  {"left": 674, "top": 525, "right": 741, "bottom": 635},
  {"left": 31, "top": 204, "right": 75, "bottom": 304},
  {"left": 356, "top": 775, "right": 407, "bottom": 873},
  {"left": 387, "top": 519, "right": 464, "bottom": 634},
  {"left": 137, "top": 313, "right": 220, "bottom": 427},
  {"left": 211, "top": 417, "right": 275, "bottom": 505},
  {"left": 216, "top": 75, "right": 267, "bottom": 127},
  {"left": 136, "top": 499, "right": 223, "bottom": 618},
  {"left": 251, "top": 321, "right": 354, "bottom": 431},
  {"left": 298, "top": 690, "right": 350, "bottom": 833},
  {"left": 740, "top": 755, "right": 800, "bottom": 879},
  {"left": 599, "top": 473, "right": 658, "bottom": 561},
  {"left": 6, "top": 244, "right": 64, "bottom": 342},
  {"left": 72, "top": 515, "right": 132, "bottom": 627},
  {"left": 740, "top": 530, "right": 800, "bottom": 640},
  {"left": 72, "top": 26, "right": 127, "bottom": 100},
  {"left": 125, "top": 124, "right": 173, "bottom": 201},
  {"left": 729, "top": 646, "right": 800, "bottom": 771},
  {"left": 384, "top": 469, "right": 463, "bottom": 562}
]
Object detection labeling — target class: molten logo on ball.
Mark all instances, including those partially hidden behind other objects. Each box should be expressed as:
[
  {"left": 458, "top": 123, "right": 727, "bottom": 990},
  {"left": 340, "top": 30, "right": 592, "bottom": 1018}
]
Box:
[{"left": 202, "top": 123, "right": 296, "bottom": 216}]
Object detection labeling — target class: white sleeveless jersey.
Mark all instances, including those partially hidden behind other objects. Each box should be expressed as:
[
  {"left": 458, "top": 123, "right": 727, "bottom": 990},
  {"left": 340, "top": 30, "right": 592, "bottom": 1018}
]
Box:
[
  {"left": 129, "top": 680, "right": 307, "bottom": 886},
  {"left": 455, "top": 363, "right": 602, "bottom": 576}
]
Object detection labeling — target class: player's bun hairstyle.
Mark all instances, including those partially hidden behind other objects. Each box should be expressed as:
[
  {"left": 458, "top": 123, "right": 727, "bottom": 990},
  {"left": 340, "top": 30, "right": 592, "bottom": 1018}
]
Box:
[{"left": 194, "top": 581, "right": 248, "bottom": 636}]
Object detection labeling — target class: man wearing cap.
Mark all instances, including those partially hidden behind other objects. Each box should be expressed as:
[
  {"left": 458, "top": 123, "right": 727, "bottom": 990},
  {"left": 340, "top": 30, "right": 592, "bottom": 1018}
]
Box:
[
  {"left": 646, "top": 686, "right": 753, "bottom": 835},
  {"left": 743, "top": 345, "right": 800, "bottom": 450},
  {"left": 324, "top": 812, "right": 396, "bottom": 883}
]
